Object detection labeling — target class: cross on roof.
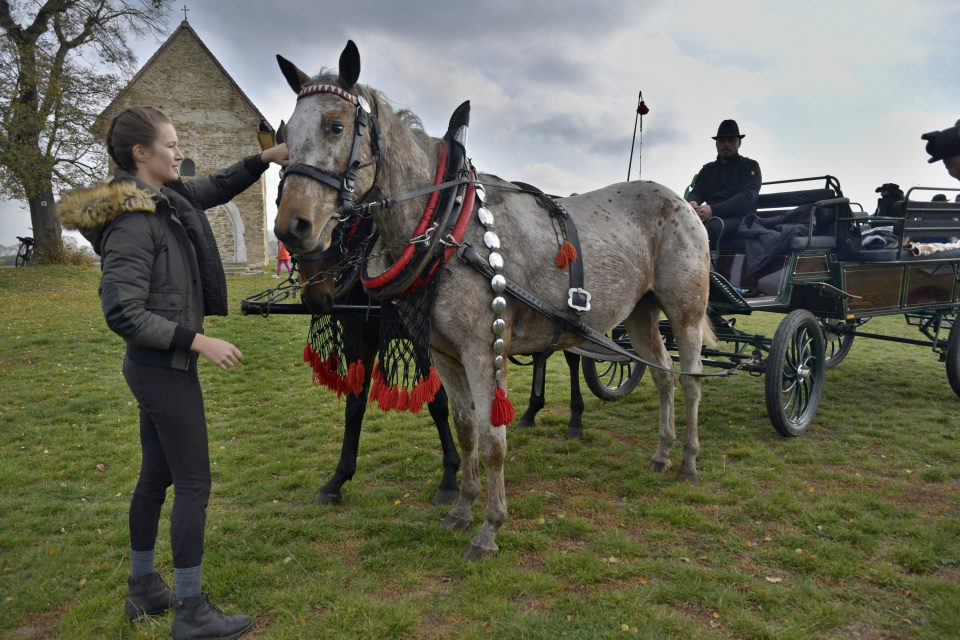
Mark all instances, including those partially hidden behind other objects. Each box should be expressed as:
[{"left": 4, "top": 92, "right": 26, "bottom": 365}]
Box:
[{"left": 182, "top": 5, "right": 189, "bottom": 21}]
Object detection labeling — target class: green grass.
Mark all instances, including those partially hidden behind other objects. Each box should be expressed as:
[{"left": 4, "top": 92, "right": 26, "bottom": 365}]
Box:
[{"left": 1, "top": 265, "right": 958, "bottom": 639}]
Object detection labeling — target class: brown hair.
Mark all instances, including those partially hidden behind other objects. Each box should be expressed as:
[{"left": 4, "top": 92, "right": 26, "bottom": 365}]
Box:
[{"left": 105, "top": 107, "right": 172, "bottom": 173}]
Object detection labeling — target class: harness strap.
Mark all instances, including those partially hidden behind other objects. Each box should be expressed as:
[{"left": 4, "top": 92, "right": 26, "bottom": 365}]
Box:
[
  {"left": 512, "top": 183, "right": 590, "bottom": 314},
  {"left": 457, "top": 245, "right": 733, "bottom": 378}
]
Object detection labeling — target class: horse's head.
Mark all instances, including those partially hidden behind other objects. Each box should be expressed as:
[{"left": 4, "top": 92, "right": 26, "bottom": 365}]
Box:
[
  {"left": 274, "top": 41, "right": 380, "bottom": 255},
  {"left": 297, "top": 256, "right": 336, "bottom": 314}
]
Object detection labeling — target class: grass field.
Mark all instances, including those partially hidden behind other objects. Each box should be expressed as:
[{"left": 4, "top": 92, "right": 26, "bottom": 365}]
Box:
[{"left": 1, "top": 265, "right": 958, "bottom": 639}]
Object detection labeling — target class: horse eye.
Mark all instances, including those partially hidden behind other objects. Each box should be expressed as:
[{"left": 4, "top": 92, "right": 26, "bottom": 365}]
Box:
[{"left": 330, "top": 123, "right": 344, "bottom": 135}]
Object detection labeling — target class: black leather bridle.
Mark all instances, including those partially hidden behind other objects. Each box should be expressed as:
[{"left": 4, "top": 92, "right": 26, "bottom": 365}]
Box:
[{"left": 277, "top": 83, "right": 383, "bottom": 262}]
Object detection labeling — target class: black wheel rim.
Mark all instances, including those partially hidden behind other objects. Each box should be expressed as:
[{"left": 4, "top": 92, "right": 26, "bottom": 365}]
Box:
[{"left": 780, "top": 324, "right": 821, "bottom": 427}]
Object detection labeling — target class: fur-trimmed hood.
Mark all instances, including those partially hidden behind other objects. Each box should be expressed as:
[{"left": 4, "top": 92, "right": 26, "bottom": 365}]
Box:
[{"left": 56, "top": 180, "right": 157, "bottom": 232}]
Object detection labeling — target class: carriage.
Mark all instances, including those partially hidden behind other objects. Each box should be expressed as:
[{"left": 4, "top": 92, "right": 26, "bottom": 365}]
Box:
[{"left": 574, "top": 177, "right": 960, "bottom": 436}]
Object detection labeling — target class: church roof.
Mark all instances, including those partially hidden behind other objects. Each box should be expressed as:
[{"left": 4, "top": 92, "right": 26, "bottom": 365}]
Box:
[{"left": 100, "top": 20, "right": 274, "bottom": 136}]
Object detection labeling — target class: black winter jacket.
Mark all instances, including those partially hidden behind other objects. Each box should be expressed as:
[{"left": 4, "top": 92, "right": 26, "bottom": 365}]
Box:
[
  {"left": 688, "top": 153, "right": 762, "bottom": 219},
  {"left": 57, "top": 156, "right": 268, "bottom": 369}
]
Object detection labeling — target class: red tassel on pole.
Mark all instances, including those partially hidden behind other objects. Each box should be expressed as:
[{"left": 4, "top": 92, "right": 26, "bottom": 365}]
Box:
[
  {"left": 555, "top": 240, "right": 578, "bottom": 269},
  {"left": 490, "top": 386, "right": 515, "bottom": 427},
  {"left": 637, "top": 101, "right": 649, "bottom": 115}
]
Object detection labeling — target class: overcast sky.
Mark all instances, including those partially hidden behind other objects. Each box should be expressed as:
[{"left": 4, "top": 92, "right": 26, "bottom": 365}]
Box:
[{"left": 3, "top": 0, "right": 959, "bottom": 250}]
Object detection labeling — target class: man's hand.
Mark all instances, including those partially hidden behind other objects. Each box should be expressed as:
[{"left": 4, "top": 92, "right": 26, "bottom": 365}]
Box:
[
  {"left": 696, "top": 204, "right": 713, "bottom": 221},
  {"left": 191, "top": 334, "right": 243, "bottom": 371}
]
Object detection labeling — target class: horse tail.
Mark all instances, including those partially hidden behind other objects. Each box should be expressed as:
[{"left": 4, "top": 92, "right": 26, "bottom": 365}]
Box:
[{"left": 701, "top": 313, "right": 718, "bottom": 349}]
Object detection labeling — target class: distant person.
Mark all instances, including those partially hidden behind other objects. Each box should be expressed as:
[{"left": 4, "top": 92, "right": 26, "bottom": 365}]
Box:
[
  {"left": 57, "top": 106, "right": 288, "bottom": 640},
  {"left": 916, "top": 194, "right": 953, "bottom": 243},
  {"left": 873, "top": 183, "right": 905, "bottom": 217},
  {"left": 923, "top": 120, "right": 960, "bottom": 181},
  {"left": 687, "top": 119, "right": 762, "bottom": 242},
  {"left": 955, "top": 194, "right": 960, "bottom": 203},
  {"left": 274, "top": 240, "right": 291, "bottom": 278}
]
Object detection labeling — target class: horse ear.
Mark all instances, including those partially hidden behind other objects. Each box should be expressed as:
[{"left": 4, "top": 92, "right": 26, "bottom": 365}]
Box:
[
  {"left": 277, "top": 55, "right": 309, "bottom": 93},
  {"left": 338, "top": 40, "right": 361, "bottom": 89}
]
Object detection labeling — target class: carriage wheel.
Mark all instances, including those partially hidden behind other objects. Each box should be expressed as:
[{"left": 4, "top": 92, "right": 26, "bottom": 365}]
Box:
[
  {"left": 765, "top": 310, "right": 826, "bottom": 437},
  {"left": 582, "top": 357, "right": 645, "bottom": 401},
  {"left": 15, "top": 243, "right": 31, "bottom": 267},
  {"left": 946, "top": 318, "right": 960, "bottom": 398},
  {"left": 821, "top": 319, "right": 856, "bottom": 369}
]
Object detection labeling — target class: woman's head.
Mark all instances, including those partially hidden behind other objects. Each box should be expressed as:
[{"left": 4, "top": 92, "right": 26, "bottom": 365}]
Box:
[{"left": 106, "top": 107, "right": 183, "bottom": 188}]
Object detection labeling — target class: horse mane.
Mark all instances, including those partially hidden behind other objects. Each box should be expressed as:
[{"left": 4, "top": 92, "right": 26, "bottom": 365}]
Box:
[{"left": 306, "top": 69, "right": 434, "bottom": 153}]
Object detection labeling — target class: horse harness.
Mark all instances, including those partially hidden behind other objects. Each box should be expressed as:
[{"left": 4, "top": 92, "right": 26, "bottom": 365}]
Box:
[{"left": 279, "top": 86, "right": 730, "bottom": 378}]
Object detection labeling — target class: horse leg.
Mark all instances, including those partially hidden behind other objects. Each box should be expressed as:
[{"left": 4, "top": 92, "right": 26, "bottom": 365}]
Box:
[
  {"left": 670, "top": 315, "right": 706, "bottom": 484},
  {"left": 427, "top": 385, "right": 461, "bottom": 506},
  {"left": 312, "top": 318, "right": 378, "bottom": 505},
  {"left": 565, "top": 351, "right": 585, "bottom": 439},
  {"left": 465, "top": 363, "right": 508, "bottom": 560},
  {"left": 433, "top": 355, "right": 479, "bottom": 533},
  {"left": 433, "top": 351, "right": 509, "bottom": 560},
  {"left": 623, "top": 296, "right": 676, "bottom": 475},
  {"left": 516, "top": 352, "right": 548, "bottom": 428}
]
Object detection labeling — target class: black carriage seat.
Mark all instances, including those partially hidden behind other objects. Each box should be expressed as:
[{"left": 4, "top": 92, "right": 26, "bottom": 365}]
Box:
[{"left": 755, "top": 188, "right": 842, "bottom": 251}]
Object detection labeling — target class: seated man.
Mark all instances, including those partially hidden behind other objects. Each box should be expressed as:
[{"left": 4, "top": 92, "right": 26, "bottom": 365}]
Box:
[
  {"left": 873, "top": 183, "right": 904, "bottom": 217},
  {"left": 687, "top": 119, "right": 762, "bottom": 242}
]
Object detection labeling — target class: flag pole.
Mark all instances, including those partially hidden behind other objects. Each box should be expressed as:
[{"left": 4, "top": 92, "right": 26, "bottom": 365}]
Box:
[{"left": 626, "top": 91, "right": 648, "bottom": 181}]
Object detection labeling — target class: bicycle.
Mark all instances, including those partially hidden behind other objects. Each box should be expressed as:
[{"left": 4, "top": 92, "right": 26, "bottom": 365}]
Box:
[{"left": 15, "top": 236, "right": 34, "bottom": 267}]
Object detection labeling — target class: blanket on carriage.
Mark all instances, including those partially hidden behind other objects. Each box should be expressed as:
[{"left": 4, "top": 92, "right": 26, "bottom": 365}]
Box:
[{"left": 738, "top": 203, "right": 815, "bottom": 274}]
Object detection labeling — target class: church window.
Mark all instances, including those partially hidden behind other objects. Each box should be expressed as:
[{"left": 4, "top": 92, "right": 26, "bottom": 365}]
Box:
[{"left": 180, "top": 158, "right": 196, "bottom": 178}]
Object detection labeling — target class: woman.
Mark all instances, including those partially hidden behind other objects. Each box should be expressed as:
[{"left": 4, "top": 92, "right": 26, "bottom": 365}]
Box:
[{"left": 57, "top": 107, "right": 287, "bottom": 640}]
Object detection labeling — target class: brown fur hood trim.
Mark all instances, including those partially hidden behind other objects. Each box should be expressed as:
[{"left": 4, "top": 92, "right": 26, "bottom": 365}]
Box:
[{"left": 56, "top": 181, "right": 156, "bottom": 231}]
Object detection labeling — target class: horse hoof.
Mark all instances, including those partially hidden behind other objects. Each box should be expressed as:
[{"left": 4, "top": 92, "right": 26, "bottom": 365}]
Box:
[
  {"left": 462, "top": 543, "right": 497, "bottom": 561},
  {"left": 431, "top": 489, "right": 460, "bottom": 506},
  {"left": 676, "top": 470, "right": 699, "bottom": 484},
  {"left": 312, "top": 491, "right": 340, "bottom": 506},
  {"left": 647, "top": 461, "right": 670, "bottom": 474},
  {"left": 441, "top": 514, "right": 473, "bottom": 532},
  {"left": 515, "top": 417, "right": 536, "bottom": 428},
  {"left": 565, "top": 425, "right": 583, "bottom": 440}
]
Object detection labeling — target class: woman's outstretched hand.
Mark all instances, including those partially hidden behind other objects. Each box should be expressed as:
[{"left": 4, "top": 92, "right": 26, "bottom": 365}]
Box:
[
  {"left": 261, "top": 143, "right": 289, "bottom": 167},
  {"left": 191, "top": 334, "right": 243, "bottom": 370}
]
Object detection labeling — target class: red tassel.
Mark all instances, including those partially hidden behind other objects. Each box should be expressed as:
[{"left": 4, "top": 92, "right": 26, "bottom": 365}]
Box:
[
  {"left": 555, "top": 240, "right": 578, "bottom": 269},
  {"left": 490, "top": 386, "right": 515, "bottom": 427},
  {"left": 397, "top": 387, "right": 410, "bottom": 412},
  {"left": 637, "top": 101, "right": 649, "bottom": 115},
  {"left": 346, "top": 360, "right": 365, "bottom": 396},
  {"left": 303, "top": 343, "right": 313, "bottom": 363}
]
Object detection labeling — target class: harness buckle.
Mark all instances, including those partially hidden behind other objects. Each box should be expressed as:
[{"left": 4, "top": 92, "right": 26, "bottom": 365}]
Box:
[
  {"left": 438, "top": 234, "right": 461, "bottom": 248},
  {"left": 409, "top": 221, "right": 439, "bottom": 246},
  {"left": 567, "top": 287, "right": 591, "bottom": 313}
]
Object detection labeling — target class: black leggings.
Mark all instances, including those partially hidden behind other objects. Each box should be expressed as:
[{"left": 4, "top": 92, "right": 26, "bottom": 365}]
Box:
[{"left": 123, "top": 356, "right": 210, "bottom": 569}]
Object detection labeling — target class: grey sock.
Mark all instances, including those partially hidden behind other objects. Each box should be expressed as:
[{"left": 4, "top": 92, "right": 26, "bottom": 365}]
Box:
[
  {"left": 174, "top": 565, "right": 202, "bottom": 600},
  {"left": 129, "top": 549, "right": 155, "bottom": 579}
]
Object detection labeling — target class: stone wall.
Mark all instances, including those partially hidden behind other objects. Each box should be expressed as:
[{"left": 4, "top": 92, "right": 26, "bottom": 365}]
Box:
[{"left": 102, "top": 26, "right": 269, "bottom": 272}]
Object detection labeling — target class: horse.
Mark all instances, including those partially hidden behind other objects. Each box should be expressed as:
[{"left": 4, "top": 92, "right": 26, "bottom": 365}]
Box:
[
  {"left": 293, "top": 247, "right": 583, "bottom": 507},
  {"left": 274, "top": 41, "right": 713, "bottom": 559},
  {"left": 295, "top": 253, "right": 461, "bottom": 507}
]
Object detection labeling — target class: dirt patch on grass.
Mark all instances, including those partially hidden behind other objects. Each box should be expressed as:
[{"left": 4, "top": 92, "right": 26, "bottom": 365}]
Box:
[{"left": 6, "top": 603, "right": 71, "bottom": 639}]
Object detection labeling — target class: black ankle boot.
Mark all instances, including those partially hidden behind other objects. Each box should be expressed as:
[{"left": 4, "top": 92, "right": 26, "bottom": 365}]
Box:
[
  {"left": 172, "top": 593, "right": 254, "bottom": 640},
  {"left": 124, "top": 572, "right": 174, "bottom": 620}
]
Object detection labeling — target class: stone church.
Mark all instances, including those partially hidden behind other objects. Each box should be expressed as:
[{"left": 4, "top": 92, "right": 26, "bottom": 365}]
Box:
[{"left": 100, "top": 20, "right": 276, "bottom": 273}]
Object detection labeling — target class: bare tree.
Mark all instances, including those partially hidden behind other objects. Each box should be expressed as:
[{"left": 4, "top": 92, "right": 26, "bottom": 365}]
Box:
[{"left": 0, "top": 0, "right": 172, "bottom": 262}]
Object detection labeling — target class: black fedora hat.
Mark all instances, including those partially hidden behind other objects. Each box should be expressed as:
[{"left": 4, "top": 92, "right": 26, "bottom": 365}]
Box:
[{"left": 712, "top": 119, "right": 745, "bottom": 140}]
